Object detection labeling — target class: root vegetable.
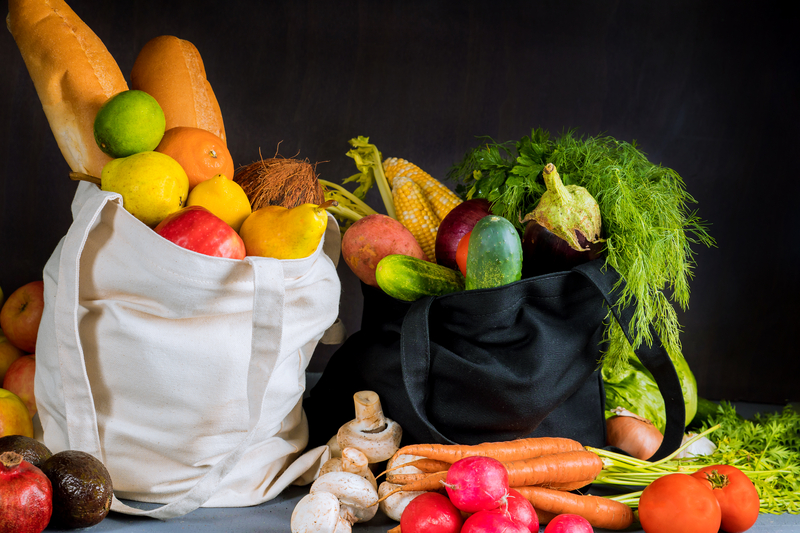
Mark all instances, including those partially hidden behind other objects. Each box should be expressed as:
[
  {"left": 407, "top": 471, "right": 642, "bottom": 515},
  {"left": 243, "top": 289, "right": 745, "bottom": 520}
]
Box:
[
  {"left": 605, "top": 407, "right": 664, "bottom": 460},
  {"left": 443, "top": 456, "right": 509, "bottom": 513},
  {"left": 461, "top": 508, "right": 529, "bottom": 533},
  {"left": 506, "top": 488, "right": 539, "bottom": 533},
  {"left": 543, "top": 513, "right": 594, "bottom": 533},
  {"left": 515, "top": 486, "right": 634, "bottom": 531},
  {"left": 393, "top": 437, "right": 585, "bottom": 464},
  {"left": 399, "top": 492, "right": 463, "bottom": 533}
]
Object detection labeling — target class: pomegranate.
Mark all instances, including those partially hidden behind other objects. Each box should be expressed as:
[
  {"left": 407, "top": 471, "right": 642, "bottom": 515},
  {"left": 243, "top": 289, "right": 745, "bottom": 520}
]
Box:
[{"left": 0, "top": 451, "right": 53, "bottom": 533}]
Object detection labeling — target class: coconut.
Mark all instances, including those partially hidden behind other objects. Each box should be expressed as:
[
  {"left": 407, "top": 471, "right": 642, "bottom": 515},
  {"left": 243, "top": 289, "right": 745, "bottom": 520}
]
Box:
[{"left": 233, "top": 153, "right": 324, "bottom": 210}]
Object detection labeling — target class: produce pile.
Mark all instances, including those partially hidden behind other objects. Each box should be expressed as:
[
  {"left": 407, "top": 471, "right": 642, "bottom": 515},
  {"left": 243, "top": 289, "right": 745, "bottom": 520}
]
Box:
[{"left": 3, "top": 0, "right": 798, "bottom": 532}]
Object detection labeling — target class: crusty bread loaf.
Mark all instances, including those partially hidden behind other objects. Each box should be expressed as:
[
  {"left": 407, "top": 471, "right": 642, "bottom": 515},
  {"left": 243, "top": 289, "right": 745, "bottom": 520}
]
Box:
[
  {"left": 7, "top": 0, "right": 129, "bottom": 178},
  {"left": 131, "top": 35, "right": 226, "bottom": 144}
]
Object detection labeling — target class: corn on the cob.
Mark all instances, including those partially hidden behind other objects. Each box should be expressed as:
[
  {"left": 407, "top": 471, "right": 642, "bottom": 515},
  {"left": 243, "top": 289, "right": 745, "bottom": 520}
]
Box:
[
  {"left": 383, "top": 157, "right": 462, "bottom": 221},
  {"left": 392, "top": 175, "right": 439, "bottom": 262}
]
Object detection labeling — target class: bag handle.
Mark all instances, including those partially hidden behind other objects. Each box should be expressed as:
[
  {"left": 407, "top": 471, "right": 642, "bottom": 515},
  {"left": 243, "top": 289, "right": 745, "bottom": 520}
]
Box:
[
  {"left": 400, "top": 259, "right": 685, "bottom": 461},
  {"left": 53, "top": 186, "right": 290, "bottom": 519}
]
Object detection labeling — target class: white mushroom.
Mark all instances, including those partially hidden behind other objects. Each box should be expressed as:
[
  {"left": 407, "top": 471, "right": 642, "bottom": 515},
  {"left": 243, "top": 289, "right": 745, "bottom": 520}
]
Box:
[
  {"left": 291, "top": 492, "right": 352, "bottom": 533},
  {"left": 336, "top": 391, "right": 402, "bottom": 463},
  {"left": 378, "top": 481, "right": 427, "bottom": 522},
  {"left": 326, "top": 434, "right": 342, "bottom": 458},
  {"left": 319, "top": 447, "right": 378, "bottom": 490},
  {"left": 310, "top": 471, "right": 380, "bottom": 523}
]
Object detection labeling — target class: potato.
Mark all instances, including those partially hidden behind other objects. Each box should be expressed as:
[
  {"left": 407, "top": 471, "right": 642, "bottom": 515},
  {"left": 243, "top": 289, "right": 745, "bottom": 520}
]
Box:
[{"left": 342, "top": 214, "right": 427, "bottom": 287}]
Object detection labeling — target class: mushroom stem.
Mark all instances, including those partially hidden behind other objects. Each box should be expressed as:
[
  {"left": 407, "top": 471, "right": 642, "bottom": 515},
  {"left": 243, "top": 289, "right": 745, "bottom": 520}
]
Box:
[{"left": 351, "top": 391, "right": 387, "bottom": 433}]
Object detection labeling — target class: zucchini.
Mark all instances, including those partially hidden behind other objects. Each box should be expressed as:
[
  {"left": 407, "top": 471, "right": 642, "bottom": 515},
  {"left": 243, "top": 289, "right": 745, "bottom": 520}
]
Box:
[
  {"left": 465, "top": 215, "right": 523, "bottom": 290},
  {"left": 375, "top": 254, "right": 465, "bottom": 301}
]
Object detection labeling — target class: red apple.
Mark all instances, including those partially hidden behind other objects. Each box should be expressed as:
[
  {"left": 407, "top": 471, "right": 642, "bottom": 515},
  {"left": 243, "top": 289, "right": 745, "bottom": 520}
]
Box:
[
  {"left": 154, "top": 206, "right": 246, "bottom": 259},
  {"left": 2, "top": 355, "right": 36, "bottom": 418},
  {"left": 0, "top": 333, "right": 24, "bottom": 384},
  {"left": 0, "top": 281, "right": 45, "bottom": 353}
]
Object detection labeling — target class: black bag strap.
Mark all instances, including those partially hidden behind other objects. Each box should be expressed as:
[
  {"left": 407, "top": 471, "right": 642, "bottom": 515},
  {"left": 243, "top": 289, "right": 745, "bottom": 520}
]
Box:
[{"left": 400, "top": 259, "right": 685, "bottom": 461}]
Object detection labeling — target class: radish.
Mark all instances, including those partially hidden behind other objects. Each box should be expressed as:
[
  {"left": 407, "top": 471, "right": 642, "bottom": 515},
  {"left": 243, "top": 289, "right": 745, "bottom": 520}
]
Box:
[
  {"left": 443, "top": 456, "right": 509, "bottom": 513},
  {"left": 506, "top": 488, "right": 539, "bottom": 532},
  {"left": 544, "top": 513, "right": 594, "bottom": 532},
  {"left": 461, "top": 508, "right": 529, "bottom": 533},
  {"left": 399, "top": 492, "right": 463, "bottom": 533}
]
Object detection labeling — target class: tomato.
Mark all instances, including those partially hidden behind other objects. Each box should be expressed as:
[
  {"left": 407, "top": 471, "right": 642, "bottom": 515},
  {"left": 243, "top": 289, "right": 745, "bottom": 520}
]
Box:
[
  {"left": 455, "top": 231, "right": 471, "bottom": 277},
  {"left": 638, "top": 473, "right": 721, "bottom": 533},
  {"left": 691, "top": 464, "right": 760, "bottom": 533}
]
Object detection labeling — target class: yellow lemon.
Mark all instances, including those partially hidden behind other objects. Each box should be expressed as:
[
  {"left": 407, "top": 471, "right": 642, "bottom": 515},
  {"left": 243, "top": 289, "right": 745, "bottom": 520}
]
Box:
[
  {"left": 186, "top": 174, "right": 252, "bottom": 233},
  {"left": 0, "top": 388, "right": 34, "bottom": 438},
  {"left": 100, "top": 151, "right": 189, "bottom": 227},
  {"left": 94, "top": 90, "right": 166, "bottom": 158}
]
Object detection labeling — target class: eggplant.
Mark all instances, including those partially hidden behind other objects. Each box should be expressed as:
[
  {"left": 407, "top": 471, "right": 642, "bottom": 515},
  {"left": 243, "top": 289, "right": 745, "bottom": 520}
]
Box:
[{"left": 521, "top": 163, "right": 604, "bottom": 277}]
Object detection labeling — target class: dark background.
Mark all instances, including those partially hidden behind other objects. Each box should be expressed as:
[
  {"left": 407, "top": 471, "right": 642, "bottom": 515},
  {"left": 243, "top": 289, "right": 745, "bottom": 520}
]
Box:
[{"left": 1, "top": 0, "right": 798, "bottom": 404}]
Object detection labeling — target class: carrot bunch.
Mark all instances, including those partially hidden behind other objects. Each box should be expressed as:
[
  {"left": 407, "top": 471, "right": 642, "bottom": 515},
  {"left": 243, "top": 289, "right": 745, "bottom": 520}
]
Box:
[{"left": 380, "top": 436, "right": 634, "bottom": 531}]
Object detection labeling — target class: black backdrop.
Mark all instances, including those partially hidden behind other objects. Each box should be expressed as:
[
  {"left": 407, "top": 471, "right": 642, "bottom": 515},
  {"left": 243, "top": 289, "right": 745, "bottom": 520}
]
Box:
[{"left": 1, "top": 0, "right": 798, "bottom": 404}]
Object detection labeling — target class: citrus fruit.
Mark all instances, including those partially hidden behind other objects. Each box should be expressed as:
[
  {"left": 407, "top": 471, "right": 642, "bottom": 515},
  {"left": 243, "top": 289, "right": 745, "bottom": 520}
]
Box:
[
  {"left": 186, "top": 174, "right": 252, "bottom": 233},
  {"left": 0, "top": 388, "right": 34, "bottom": 438},
  {"left": 100, "top": 151, "right": 189, "bottom": 227},
  {"left": 155, "top": 127, "right": 234, "bottom": 190},
  {"left": 93, "top": 90, "right": 166, "bottom": 158}
]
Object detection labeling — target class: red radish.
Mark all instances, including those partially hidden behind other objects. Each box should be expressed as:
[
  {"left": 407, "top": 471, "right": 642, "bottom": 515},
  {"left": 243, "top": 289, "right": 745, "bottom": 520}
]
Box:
[
  {"left": 435, "top": 198, "right": 492, "bottom": 269},
  {"left": 461, "top": 508, "right": 529, "bottom": 533},
  {"left": 506, "top": 488, "right": 539, "bottom": 532},
  {"left": 443, "top": 455, "right": 509, "bottom": 513},
  {"left": 543, "top": 513, "right": 594, "bottom": 532},
  {"left": 399, "top": 492, "right": 463, "bottom": 533},
  {"left": 0, "top": 451, "right": 53, "bottom": 533},
  {"left": 455, "top": 231, "right": 471, "bottom": 276}
]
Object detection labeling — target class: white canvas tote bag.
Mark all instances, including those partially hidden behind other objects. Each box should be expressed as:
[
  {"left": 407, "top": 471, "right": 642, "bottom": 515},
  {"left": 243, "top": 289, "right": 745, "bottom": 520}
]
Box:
[{"left": 34, "top": 181, "right": 342, "bottom": 519}]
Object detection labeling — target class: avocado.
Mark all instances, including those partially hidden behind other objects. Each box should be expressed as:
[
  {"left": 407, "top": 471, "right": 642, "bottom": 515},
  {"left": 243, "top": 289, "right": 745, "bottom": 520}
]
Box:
[
  {"left": 0, "top": 435, "right": 52, "bottom": 468},
  {"left": 40, "top": 450, "right": 114, "bottom": 529}
]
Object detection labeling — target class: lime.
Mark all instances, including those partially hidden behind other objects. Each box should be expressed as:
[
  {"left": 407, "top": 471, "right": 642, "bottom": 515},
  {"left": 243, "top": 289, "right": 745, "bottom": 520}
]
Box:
[
  {"left": 187, "top": 174, "right": 252, "bottom": 233},
  {"left": 93, "top": 90, "right": 166, "bottom": 158},
  {"left": 101, "top": 151, "right": 189, "bottom": 227}
]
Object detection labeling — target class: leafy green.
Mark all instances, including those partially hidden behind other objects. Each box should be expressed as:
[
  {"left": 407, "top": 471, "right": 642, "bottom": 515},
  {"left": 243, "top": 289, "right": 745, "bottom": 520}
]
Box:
[
  {"left": 448, "top": 128, "right": 715, "bottom": 372},
  {"left": 699, "top": 402, "right": 800, "bottom": 514},
  {"left": 595, "top": 403, "right": 800, "bottom": 515},
  {"left": 604, "top": 350, "right": 699, "bottom": 431}
]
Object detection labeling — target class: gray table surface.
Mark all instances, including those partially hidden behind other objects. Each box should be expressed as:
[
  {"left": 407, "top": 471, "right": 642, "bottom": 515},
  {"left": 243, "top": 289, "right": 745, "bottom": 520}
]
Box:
[{"left": 42, "top": 402, "right": 800, "bottom": 532}]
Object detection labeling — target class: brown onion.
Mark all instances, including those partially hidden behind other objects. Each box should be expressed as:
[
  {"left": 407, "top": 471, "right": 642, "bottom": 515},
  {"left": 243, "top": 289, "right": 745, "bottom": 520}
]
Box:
[{"left": 606, "top": 407, "right": 664, "bottom": 460}]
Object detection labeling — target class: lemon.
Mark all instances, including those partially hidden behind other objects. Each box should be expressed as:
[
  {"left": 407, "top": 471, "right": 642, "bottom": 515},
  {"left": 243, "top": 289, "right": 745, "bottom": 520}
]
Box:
[
  {"left": 94, "top": 90, "right": 166, "bottom": 158},
  {"left": 101, "top": 151, "right": 189, "bottom": 227},
  {"left": 186, "top": 175, "right": 252, "bottom": 233},
  {"left": 0, "top": 388, "right": 34, "bottom": 438}
]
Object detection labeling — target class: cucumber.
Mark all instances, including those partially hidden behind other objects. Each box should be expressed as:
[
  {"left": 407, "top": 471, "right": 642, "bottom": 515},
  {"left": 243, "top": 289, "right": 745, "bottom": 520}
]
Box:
[
  {"left": 375, "top": 254, "right": 465, "bottom": 301},
  {"left": 465, "top": 215, "right": 523, "bottom": 290}
]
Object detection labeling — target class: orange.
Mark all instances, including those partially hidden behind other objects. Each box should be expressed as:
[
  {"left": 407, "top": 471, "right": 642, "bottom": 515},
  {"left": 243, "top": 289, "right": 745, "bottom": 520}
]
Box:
[{"left": 155, "top": 126, "right": 234, "bottom": 190}]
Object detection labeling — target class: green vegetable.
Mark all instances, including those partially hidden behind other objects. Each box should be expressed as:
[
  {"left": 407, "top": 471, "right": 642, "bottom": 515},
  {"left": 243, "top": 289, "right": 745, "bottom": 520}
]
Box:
[
  {"left": 343, "top": 136, "right": 395, "bottom": 219},
  {"left": 465, "top": 215, "right": 523, "bottom": 290},
  {"left": 448, "top": 128, "right": 715, "bottom": 375},
  {"left": 319, "top": 179, "right": 377, "bottom": 229},
  {"left": 375, "top": 254, "right": 465, "bottom": 302},
  {"left": 603, "top": 350, "right": 698, "bottom": 431},
  {"left": 593, "top": 402, "right": 800, "bottom": 515}
]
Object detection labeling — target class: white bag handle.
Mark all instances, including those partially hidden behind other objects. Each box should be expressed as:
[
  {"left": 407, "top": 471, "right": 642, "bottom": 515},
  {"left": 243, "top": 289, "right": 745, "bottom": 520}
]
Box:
[{"left": 52, "top": 189, "right": 294, "bottom": 519}]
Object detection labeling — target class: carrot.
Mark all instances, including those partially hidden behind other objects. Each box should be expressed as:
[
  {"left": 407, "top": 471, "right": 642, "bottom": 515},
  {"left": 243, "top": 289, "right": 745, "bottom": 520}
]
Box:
[
  {"left": 376, "top": 471, "right": 448, "bottom": 502},
  {"left": 393, "top": 437, "right": 584, "bottom": 464},
  {"left": 386, "top": 472, "right": 440, "bottom": 485},
  {"left": 504, "top": 450, "right": 604, "bottom": 487},
  {"left": 527, "top": 477, "right": 595, "bottom": 492},
  {"left": 535, "top": 508, "right": 558, "bottom": 525},
  {"left": 515, "top": 486, "right": 634, "bottom": 530},
  {"left": 382, "top": 457, "right": 452, "bottom": 478},
  {"left": 388, "top": 526, "right": 401, "bottom": 533}
]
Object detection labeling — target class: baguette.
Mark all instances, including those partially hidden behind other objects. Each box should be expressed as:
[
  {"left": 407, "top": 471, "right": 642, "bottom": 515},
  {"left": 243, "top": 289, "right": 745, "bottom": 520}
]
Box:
[
  {"left": 131, "top": 35, "right": 226, "bottom": 144},
  {"left": 7, "top": 0, "right": 129, "bottom": 178}
]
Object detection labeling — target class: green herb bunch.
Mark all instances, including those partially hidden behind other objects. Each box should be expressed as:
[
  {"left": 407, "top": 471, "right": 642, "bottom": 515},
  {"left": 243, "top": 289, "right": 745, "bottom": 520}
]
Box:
[
  {"left": 448, "top": 128, "right": 715, "bottom": 372},
  {"left": 700, "top": 402, "right": 800, "bottom": 514}
]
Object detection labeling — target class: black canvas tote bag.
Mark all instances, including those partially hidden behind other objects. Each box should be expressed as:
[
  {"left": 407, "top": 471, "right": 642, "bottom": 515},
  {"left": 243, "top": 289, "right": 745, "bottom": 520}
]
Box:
[{"left": 305, "top": 258, "right": 685, "bottom": 461}]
